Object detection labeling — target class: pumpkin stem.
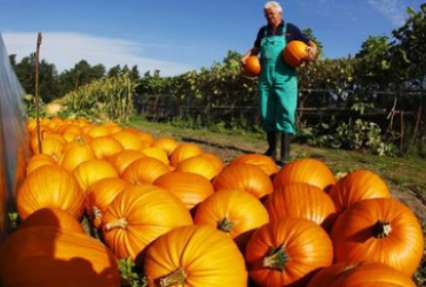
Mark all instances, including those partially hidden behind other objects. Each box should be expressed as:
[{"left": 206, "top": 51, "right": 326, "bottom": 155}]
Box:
[
  {"left": 104, "top": 217, "right": 128, "bottom": 231},
  {"left": 262, "top": 245, "right": 289, "bottom": 271},
  {"left": 159, "top": 268, "right": 186, "bottom": 287},
  {"left": 217, "top": 217, "right": 234, "bottom": 233},
  {"left": 373, "top": 220, "right": 392, "bottom": 238}
]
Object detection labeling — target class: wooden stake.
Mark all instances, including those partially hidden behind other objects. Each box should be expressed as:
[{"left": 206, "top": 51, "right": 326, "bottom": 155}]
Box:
[{"left": 35, "top": 32, "right": 42, "bottom": 153}]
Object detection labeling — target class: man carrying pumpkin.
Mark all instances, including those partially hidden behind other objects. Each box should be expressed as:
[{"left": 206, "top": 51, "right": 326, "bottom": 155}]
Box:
[{"left": 241, "top": 1, "right": 317, "bottom": 164}]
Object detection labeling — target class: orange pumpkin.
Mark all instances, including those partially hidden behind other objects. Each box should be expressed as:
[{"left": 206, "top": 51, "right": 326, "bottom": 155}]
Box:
[
  {"left": 108, "top": 150, "right": 145, "bottom": 174},
  {"left": 26, "top": 154, "right": 57, "bottom": 175},
  {"left": 151, "top": 137, "right": 178, "bottom": 155},
  {"left": 243, "top": 55, "right": 261, "bottom": 77},
  {"left": 329, "top": 169, "right": 390, "bottom": 213},
  {"left": 86, "top": 125, "right": 111, "bottom": 138},
  {"left": 31, "top": 134, "right": 65, "bottom": 158},
  {"left": 144, "top": 225, "right": 247, "bottom": 287},
  {"left": 265, "top": 183, "right": 336, "bottom": 229},
  {"left": 141, "top": 147, "right": 170, "bottom": 165},
  {"left": 154, "top": 171, "right": 214, "bottom": 209},
  {"left": 122, "top": 157, "right": 170, "bottom": 184},
  {"left": 283, "top": 40, "right": 309, "bottom": 67},
  {"left": 306, "top": 262, "right": 416, "bottom": 287},
  {"left": 102, "top": 185, "right": 192, "bottom": 259},
  {"left": 170, "top": 143, "right": 203, "bottom": 166},
  {"left": 17, "top": 165, "right": 85, "bottom": 220},
  {"left": 213, "top": 163, "right": 273, "bottom": 198},
  {"left": 134, "top": 130, "right": 154, "bottom": 146},
  {"left": 331, "top": 198, "right": 424, "bottom": 275},
  {"left": 112, "top": 130, "right": 144, "bottom": 151},
  {"left": 73, "top": 159, "right": 118, "bottom": 193},
  {"left": 273, "top": 158, "right": 336, "bottom": 190},
  {"left": 61, "top": 141, "right": 95, "bottom": 172},
  {"left": 89, "top": 136, "right": 123, "bottom": 159},
  {"left": 0, "top": 226, "right": 120, "bottom": 287},
  {"left": 86, "top": 178, "right": 130, "bottom": 228},
  {"left": 176, "top": 153, "right": 224, "bottom": 180},
  {"left": 231, "top": 153, "right": 279, "bottom": 176},
  {"left": 245, "top": 218, "right": 333, "bottom": 287},
  {"left": 194, "top": 189, "right": 269, "bottom": 244},
  {"left": 20, "top": 207, "right": 84, "bottom": 234}
]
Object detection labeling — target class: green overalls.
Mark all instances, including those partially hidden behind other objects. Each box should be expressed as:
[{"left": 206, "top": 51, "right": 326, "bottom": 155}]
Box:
[{"left": 259, "top": 24, "right": 298, "bottom": 134}]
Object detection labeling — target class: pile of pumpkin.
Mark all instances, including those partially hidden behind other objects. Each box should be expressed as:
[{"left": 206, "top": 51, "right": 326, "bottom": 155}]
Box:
[{"left": 0, "top": 117, "right": 424, "bottom": 287}]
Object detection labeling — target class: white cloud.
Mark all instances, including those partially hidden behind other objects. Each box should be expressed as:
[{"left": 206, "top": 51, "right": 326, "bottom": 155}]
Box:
[
  {"left": 1, "top": 32, "right": 194, "bottom": 76},
  {"left": 368, "top": 0, "right": 407, "bottom": 26}
]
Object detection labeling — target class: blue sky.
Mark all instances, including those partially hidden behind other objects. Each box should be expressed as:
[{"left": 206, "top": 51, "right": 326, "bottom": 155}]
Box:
[{"left": 0, "top": 0, "right": 424, "bottom": 76}]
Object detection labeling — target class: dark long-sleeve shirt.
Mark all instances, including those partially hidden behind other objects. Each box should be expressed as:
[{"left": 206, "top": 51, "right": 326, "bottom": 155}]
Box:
[{"left": 254, "top": 21, "right": 310, "bottom": 48}]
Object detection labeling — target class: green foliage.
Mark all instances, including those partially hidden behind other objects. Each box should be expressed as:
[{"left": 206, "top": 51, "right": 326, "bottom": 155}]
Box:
[
  {"left": 22, "top": 93, "right": 47, "bottom": 118},
  {"left": 118, "top": 258, "right": 147, "bottom": 287}
]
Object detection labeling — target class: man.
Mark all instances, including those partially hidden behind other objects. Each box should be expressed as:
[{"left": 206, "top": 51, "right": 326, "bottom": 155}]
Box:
[{"left": 241, "top": 1, "right": 317, "bottom": 165}]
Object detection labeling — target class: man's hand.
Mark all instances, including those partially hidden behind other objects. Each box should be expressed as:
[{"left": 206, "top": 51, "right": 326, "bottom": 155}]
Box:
[{"left": 305, "top": 42, "right": 318, "bottom": 62}]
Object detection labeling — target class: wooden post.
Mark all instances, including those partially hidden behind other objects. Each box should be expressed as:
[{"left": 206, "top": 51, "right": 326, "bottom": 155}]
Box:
[{"left": 35, "top": 32, "right": 42, "bottom": 154}]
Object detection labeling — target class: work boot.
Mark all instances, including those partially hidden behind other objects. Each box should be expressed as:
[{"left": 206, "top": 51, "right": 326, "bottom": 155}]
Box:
[
  {"left": 264, "top": 131, "right": 277, "bottom": 160},
  {"left": 280, "top": 133, "right": 292, "bottom": 166}
]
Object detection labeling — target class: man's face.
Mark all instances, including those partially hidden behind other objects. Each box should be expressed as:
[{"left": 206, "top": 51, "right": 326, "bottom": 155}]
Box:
[{"left": 264, "top": 8, "right": 282, "bottom": 27}]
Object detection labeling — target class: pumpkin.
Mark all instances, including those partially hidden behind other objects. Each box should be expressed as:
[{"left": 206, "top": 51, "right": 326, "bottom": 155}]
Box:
[
  {"left": 176, "top": 153, "right": 224, "bottom": 180},
  {"left": 306, "top": 262, "right": 415, "bottom": 287},
  {"left": 89, "top": 136, "right": 123, "bottom": 159},
  {"left": 73, "top": 159, "right": 118, "bottom": 194},
  {"left": 245, "top": 218, "right": 333, "bottom": 287},
  {"left": 154, "top": 171, "right": 214, "bottom": 209},
  {"left": 61, "top": 141, "right": 95, "bottom": 172},
  {"left": 329, "top": 169, "right": 390, "bottom": 213},
  {"left": 102, "top": 185, "right": 192, "bottom": 259},
  {"left": 86, "top": 178, "right": 130, "bottom": 228},
  {"left": 144, "top": 225, "right": 247, "bottom": 287},
  {"left": 17, "top": 166, "right": 84, "bottom": 220},
  {"left": 134, "top": 130, "right": 154, "bottom": 146},
  {"left": 108, "top": 150, "right": 145, "bottom": 174},
  {"left": 20, "top": 207, "right": 84, "bottom": 234},
  {"left": 243, "top": 55, "right": 261, "bottom": 77},
  {"left": 213, "top": 163, "right": 273, "bottom": 198},
  {"left": 170, "top": 143, "right": 203, "bottom": 166},
  {"left": 331, "top": 198, "right": 424, "bottom": 275},
  {"left": 194, "top": 189, "right": 269, "bottom": 245},
  {"left": 26, "top": 154, "right": 57, "bottom": 175},
  {"left": 141, "top": 147, "right": 170, "bottom": 165},
  {"left": 152, "top": 137, "right": 178, "bottom": 155},
  {"left": 273, "top": 158, "right": 336, "bottom": 190},
  {"left": 86, "top": 125, "right": 111, "bottom": 138},
  {"left": 31, "top": 134, "right": 65, "bottom": 158},
  {"left": 265, "top": 183, "right": 336, "bottom": 229},
  {"left": 283, "top": 40, "right": 308, "bottom": 67},
  {"left": 122, "top": 157, "right": 170, "bottom": 184},
  {"left": 112, "top": 130, "right": 144, "bottom": 151},
  {"left": 0, "top": 226, "right": 120, "bottom": 287},
  {"left": 231, "top": 154, "right": 279, "bottom": 177}
]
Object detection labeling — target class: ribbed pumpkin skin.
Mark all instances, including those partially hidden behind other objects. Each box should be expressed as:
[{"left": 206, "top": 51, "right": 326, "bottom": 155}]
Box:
[
  {"left": 265, "top": 183, "right": 336, "bottom": 229},
  {"left": 141, "top": 147, "right": 170, "bottom": 165},
  {"left": 331, "top": 198, "right": 424, "bottom": 276},
  {"left": 329, "top": 169, "right": 390, "bottom": 213},
  {"left": 31, "top": 134, "right": 65, "bottom": 158},
  {"left": 306, "top": 262, "right": 416, "bottom": 287},
  {"left": 86, "top": 125, "right": 111, "bottom": 138},
  {"left": 283, "top": 40, "right": 308, "bottom": 67},
  {"left": 17, "top": 166, "right": 85, "bottom": 220},
  {"left": 102, "top": 185, "right": 193, "bottom": 259},
  {"left": 170, "top": 143, "right": 203, "bottom": 166},
  {"left": 273, "top": 158, "right": 336, "bottom": 190},
  {"left": 112, "top": 130, "right": 144, "bottom": 151},
  {"left": 194, "top": 189, "right": 269, "bottom": 240},
  {"left": 245, "top": 218, "right": 333, "bottom": 287},
  {"left": 154, "top": 171, "right": 214, "bottom": 209},
  {"left": 61, "top": 142, "right": 95, "bottom": 172},
  {"left": 26, "top": 154, "right": 56, "bottom": 175},
  {"left": 244, "top": 55, "right": 261, "bottom": 77},
  {"left": 73, "top": 159, "right": 118, "bottom": 193},
  {"left": 0, "top": 227, "right": 120, "bottom": 287},
  {"left": 213, "top": 163, "right": 273, "bottom": 198},
  {"left": 108, "top": 150, "right": 145, "bottom": 174},
  {"left": 152, "top": 137, "right": 178, "bottom": 155},
  {"left": 176, "top": 153, "right": 224, "bottom": 180},
  {"left": 86, "top": 178, "right": 130, "bottom": 228},
  {"left": 144, "top": 225, "right": 247, "bottom": 287},
  {"left": 20, "top": 208, "right": 84, "bottom": 234},
  {"left": 89, "top": 136, "right": 123, "bottom": 159},
  {"left": 122, "top": 157, "right": 170, "bottom": 184},
  {"left": 231, "top": 154, "right": 279, "bottom": 176}
]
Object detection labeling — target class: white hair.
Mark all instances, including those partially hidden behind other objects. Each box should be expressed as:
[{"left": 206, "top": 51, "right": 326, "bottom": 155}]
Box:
[{"left": 264, "top": 1, "right": 283, "bottom": 13}]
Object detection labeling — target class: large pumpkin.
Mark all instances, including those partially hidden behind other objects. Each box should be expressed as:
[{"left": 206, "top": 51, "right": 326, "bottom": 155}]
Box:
[
  {"left": 265, "top": 183, "right": 336, "bottom": 229},
  {"left": 31, "top": 134, "right": 65, "bottom": 158},
  {"left": 122, "top": 157, "right": 170, "bottom": 184},
  {"left": 86, "top": 178, "right": 130, "bottom": 228},
  {"left": 329, "top": 169, "right": 390, "bottom": 213},
  {"left": 112, "top": 130, "right": 144, "bottom": 151},
  {"left": 213, "top": 163, "right": 273, "bottom": 198},
  {"left": 20, "top": 207, "right": 84, "bottom": 234},
  {"left": 0, "top": 227, "right": 120, "bottom": 287},
  {"left": 243, "top": 55, "right": 261, "bottom": 77},
  {"left": 144, "top": 225, "right": 247, "bottom": 287},
  {"left": 176, "top": 153, "right": 224, "bottom": 180},
  {"left": 273, "top": 158, "right": 336, "bottom": 190},
  {"left": 86, "top": 125, "right": 111, "bottom": 138},
  {"left": 170, "top": 143, "right": 203, "bottom": 166},
  {"left": 61, "top": 141, "right": 95, "bottom": 172},
  {"left": 154, "top": 171, "right": 214, "bottom": 209},
  {"left": 141, "top": 147, "right": 170, "bottom": 165},
  {"left": 151, "top": 137, "right": 178, "bottom": 155},
  {"left": 283, "top": 40, "right": 309, "bottom": 67},
  {"left": 231, "top": 154, "right": 279, "bottom": 177},
  {"left": 26, "top": 154, "right": 57, "bottom": 175},
  {"left": 102, "top": 185, "right": 193, "bottom": 259},
  {"left": 331, "top": 198, "right": 424, "bottom": 275},
  {"left": 73, "top": 159, "right": 118, "bottom": 194},
  {"left": 17, "top": 165, "right": 85, "bottom": 220},
  {"left": 108, "top": 150, "right": 145, "bottom": 174},
  {"left": 306, "top": 262, "right": 415, "bottom": 287},
  {"left": 245, "top": 218, "right": 333, "bottom": 287},
  {"left": 194, "top": 189, "right": 269, "bottom": 244},
  {"left": 89, "top": 136, "right": 123, "bottom": 159}
]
